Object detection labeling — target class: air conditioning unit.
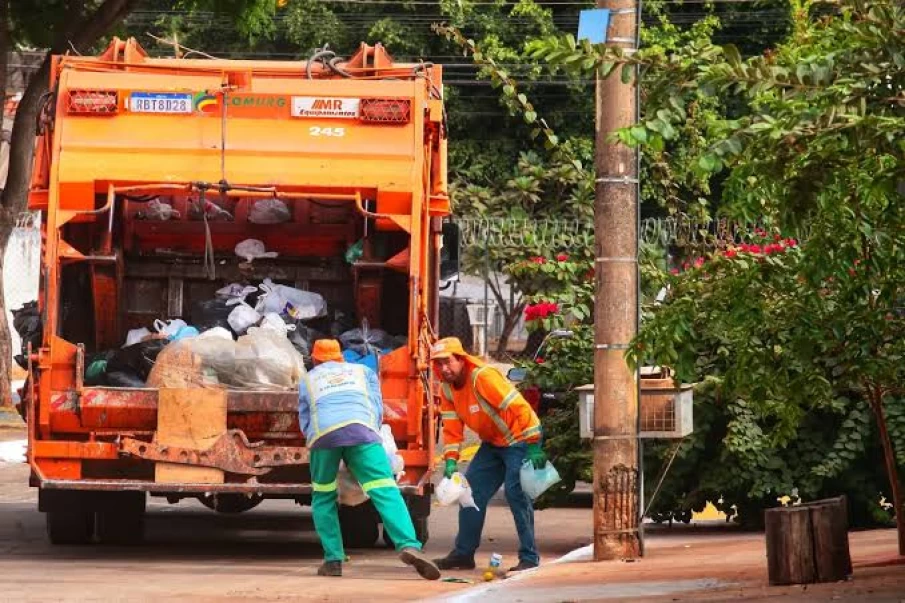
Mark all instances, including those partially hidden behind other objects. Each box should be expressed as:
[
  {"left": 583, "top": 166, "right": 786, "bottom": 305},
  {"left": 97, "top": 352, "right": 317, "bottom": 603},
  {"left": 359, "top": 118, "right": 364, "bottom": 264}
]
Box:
[
  {"left": 465, "top": 302, "right": 494, "bottom": 327},
  {"left": 575, "top": 370, "right": 693, "bottom": 440}
]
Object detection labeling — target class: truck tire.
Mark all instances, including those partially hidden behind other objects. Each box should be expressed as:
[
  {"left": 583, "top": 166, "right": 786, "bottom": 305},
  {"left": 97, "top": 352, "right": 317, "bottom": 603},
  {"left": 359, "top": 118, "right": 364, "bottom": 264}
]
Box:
[
  {"left": 96, "top": 508, "right": 145, "bottom": 545},
  {"left": 46, "top": 509, "right": 95, "bottom": 545},
  {"left": 339, "top": 503, "right": 380, "bottom": 548},
  {"left": 198, "top": 493, "right": 264, "bottom": 514}
]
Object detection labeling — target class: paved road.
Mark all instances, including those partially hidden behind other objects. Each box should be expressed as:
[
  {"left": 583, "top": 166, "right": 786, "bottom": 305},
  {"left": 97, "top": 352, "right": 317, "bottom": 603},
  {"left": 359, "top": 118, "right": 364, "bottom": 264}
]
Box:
[{"left": 0, "top": 428, "right": 592, "bottom": 602}]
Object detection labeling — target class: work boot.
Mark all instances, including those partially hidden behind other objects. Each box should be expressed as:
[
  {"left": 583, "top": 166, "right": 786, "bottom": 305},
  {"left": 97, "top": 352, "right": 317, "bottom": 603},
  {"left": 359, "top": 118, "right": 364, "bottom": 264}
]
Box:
[
  {"left": 509, "top": 560, "right": 539, "bottom": 572},
  {"left": 400, "top": 547, "right": 442, "bottom": 580},
  {"left": 433, "top": 551, "right": 476, "bottom": 570},
  {"left": 317, "top": 560, "right": 342, "bottom": 577}
]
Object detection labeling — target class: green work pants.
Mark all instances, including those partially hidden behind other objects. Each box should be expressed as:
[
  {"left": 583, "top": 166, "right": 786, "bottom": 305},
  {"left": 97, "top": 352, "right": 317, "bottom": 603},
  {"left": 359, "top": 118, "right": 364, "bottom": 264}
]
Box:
[{"left": 310, "top": 442, "right": 421, "bottom": 562}]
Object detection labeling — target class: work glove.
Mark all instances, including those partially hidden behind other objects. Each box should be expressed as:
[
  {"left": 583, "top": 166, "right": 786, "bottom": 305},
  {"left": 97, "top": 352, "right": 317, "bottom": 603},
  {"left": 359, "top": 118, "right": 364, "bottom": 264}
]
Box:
[
  {"left": 443, "top": 458, "right": 458, "bottom": 478},
  {"left": 526, "top": 442, "right": 547, "bottom": 470}
]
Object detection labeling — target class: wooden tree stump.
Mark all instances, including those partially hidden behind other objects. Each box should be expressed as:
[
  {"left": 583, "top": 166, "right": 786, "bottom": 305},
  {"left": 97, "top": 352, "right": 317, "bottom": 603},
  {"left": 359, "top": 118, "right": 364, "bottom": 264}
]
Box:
[{"left": 765, "top": 496, "right": 852, "bottom": 585}]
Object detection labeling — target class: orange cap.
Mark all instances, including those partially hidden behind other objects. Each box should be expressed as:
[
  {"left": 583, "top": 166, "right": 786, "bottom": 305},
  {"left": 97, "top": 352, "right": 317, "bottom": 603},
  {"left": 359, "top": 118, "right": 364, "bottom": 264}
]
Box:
[
  {"left": 312, "top": 339, "right": 344, "bottom": 363},
  {"left": 430, "top": 337, "right": 467, "bottom": 360}
]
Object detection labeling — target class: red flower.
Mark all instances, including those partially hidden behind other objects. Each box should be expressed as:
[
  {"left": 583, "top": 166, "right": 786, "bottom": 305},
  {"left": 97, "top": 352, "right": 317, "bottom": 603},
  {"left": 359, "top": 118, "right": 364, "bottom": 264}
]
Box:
[
  {"left": 784, "top": 238, "right": 798, "bottom": 248},
  {"left": 765, "top": 243, "right": 784, "bottom": 254},
  {"left": 773, "top": 234, "right": 783, "bottom": 242},
  {"left": 748, "top": 244, "right": 762, "bottom": 254},
  {"left": 532, "top": 256, "right": 546, "bottom": 264},
  {"left": 536, "top": 357, "right": 545, "bottom": 364},
  {"left": 556, "top": 253, "right": 569, "bottom": 262},
  {"left": 694, "top": 257, "right": 705, "bottom": 268},
  {"left": 682, "top": 261, "right": 690, "bottom": 270},
  {"left": 670, "top": 268, "right": 680, "bottom": 275},
  {"left": 723, "top": 248, "right": 738, "bottom": 259},
  {"left": 755, "top": 228, "right": 767, "bottom": 237}
]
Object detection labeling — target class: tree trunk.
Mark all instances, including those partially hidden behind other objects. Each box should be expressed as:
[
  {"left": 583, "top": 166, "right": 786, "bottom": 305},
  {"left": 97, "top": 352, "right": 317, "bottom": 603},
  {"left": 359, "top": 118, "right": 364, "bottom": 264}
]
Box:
[
  {"left": 0, "top": 0, "right": 140, "bottom": 408},
  {"left": 870, "top": 390, "right": 905, "bottom": 556},
  {"left": 494, "top": 302, "right": 525, "bottom": 356},
  {"left": 0, "top": 214, "right": 13, "bottom": 408}
]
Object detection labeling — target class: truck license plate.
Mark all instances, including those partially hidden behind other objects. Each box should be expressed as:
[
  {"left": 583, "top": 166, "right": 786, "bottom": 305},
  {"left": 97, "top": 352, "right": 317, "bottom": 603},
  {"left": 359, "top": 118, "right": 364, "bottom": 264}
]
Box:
[{"left": 129, "top": 92, "right": 192, "bottom": 114}]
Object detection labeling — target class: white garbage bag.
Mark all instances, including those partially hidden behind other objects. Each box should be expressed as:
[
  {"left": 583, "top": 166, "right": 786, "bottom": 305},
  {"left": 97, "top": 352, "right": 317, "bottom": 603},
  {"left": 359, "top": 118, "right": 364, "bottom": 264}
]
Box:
[
  {"left": 153, "top": 318, "right": 188, "bottom": 339},
  {"left": 337, "top": 462, "right": 369, "bottom": 506},
  {"left": 233, "top": 327, "right": 306, "bottom": 390},
  {"left": 227, "top": 302, "right": 261, "bottom": 335},
  {"left": 259, "top": 312, "right": 297, "bottom": 336},
  {"left": 216, "top": 283, "right": 258, "bottom": 303},
  {"left": 254, "top": 278, "right": 326, "bottom": 320},
  {"left": 124, "top": 327, "right": 152, "bottom": 347},
  {"left": 436, "top": 472, "right": 479, "bottom": 510},
  {"left": 198, "top": 326, "right": 234, "bottom": 341},
  {"left": 143, "top": 199, "right": 180, "bottom": 221},
  {"left": 519, "top": 460, "right": 562, "bottom": 500},
  {"left": 235, "top": 239, "right": 279, "bottom": 263},
  {"left": 249, "top": 198, "right": 292, "bottom": 224},
  {"left": 380, "top": 425, "right": 405, "bottom": 476}
]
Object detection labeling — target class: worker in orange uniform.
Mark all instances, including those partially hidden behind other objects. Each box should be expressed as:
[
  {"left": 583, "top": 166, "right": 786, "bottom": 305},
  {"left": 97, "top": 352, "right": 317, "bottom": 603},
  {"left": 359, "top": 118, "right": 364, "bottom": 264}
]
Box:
[{"left": 430, "top": 337, "right": 545, "bottom": 572}]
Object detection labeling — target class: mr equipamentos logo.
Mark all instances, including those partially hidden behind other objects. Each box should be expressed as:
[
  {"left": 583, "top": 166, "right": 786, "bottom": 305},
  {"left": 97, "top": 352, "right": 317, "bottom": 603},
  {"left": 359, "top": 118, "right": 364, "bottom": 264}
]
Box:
[{"left": 193, "top": 92, "right": 218, "bottom": 113}]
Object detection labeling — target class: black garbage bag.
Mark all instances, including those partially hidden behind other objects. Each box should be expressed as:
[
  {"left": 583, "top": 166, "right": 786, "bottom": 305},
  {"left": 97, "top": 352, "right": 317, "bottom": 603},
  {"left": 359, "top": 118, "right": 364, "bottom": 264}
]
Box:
[
  {"left": 107, "top": 339, "right": 168, "bottom": 381},
  {"left": 106, "top": 371, "right": 147, "bottom": 388},
  {"left": 288, "top": 322, "right": 326, "bottom": 369},
  {"left": 339, "top": 325, "right": 392, "bottom": 356},
  {"left": 84, "top": 350, "right": 117, "bottom": 386},
  {"left": 190, "top": 298, "right": 236, "bottom": 334},
  {"left": 12, "top": 301, "right": 41, "bottom": 370}
]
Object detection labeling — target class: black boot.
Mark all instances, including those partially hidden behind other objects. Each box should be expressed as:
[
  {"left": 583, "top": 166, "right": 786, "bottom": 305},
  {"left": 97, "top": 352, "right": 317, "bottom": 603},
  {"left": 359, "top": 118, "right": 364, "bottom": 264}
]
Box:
[
  {"left": 317, "top": 560, "right": 342, "bottom": 577},
  {"left": 509, "top": 560, "right": 539, "bottom": 572},
  {"left": 434, "top": 552, "right": 476, "bottom": 570}
]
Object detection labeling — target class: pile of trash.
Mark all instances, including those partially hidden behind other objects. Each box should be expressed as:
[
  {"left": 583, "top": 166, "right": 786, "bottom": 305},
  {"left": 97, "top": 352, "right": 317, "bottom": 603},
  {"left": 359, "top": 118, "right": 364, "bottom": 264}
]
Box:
[{"left": 12, "top": 277, "right": 408, "bottom": 392}]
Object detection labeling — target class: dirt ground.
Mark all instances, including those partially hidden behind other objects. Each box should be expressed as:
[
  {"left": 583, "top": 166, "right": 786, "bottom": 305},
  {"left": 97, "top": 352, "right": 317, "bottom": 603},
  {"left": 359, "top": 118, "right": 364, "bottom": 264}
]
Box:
[{"left": 1, "top": 426, "right": 903, "bottom": 602}]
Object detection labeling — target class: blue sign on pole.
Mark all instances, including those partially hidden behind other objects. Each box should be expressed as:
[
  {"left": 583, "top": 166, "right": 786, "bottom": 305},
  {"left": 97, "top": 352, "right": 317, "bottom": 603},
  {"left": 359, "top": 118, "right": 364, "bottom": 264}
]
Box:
[{"left": 577, "top": 9, "right": 611, "bottom": 44}]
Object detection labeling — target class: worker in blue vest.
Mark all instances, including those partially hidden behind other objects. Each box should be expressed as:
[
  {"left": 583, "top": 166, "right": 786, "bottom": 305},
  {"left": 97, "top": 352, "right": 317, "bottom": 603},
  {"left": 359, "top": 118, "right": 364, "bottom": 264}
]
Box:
[{"left": 299, "top": 339, "right": 441, "bottom": 580}]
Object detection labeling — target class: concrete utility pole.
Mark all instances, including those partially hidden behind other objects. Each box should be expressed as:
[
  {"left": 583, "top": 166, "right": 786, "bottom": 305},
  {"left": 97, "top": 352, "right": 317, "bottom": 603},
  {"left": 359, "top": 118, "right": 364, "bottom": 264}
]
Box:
[{"left": 593, "top": 0, "right": 641, "bottom": 561}]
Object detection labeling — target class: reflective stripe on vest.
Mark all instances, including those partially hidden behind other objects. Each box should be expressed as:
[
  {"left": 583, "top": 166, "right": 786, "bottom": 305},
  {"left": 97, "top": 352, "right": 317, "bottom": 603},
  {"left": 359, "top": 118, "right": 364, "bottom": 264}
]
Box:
[{"left": 470, "top": 367, "right": 517, "bottom": 445}]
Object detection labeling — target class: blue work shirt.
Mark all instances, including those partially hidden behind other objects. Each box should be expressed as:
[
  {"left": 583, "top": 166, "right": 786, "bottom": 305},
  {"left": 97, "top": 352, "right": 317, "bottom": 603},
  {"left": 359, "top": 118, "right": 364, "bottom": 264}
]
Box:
[{"left": 298, "top": 361, "right": 383, "bottom": 448}]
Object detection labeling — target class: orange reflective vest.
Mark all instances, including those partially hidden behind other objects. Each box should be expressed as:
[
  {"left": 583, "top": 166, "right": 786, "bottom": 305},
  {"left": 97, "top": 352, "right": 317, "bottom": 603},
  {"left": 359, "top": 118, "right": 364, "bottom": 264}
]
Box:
[{"left": 439, "top": 362, "right": 542, "bottom": 460}]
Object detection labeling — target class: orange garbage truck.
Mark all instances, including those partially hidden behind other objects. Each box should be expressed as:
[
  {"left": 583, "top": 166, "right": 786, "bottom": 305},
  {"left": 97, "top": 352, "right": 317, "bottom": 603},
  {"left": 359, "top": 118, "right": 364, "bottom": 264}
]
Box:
[{"left": 21, "top": 37, "right": 456, "bottom": 546}]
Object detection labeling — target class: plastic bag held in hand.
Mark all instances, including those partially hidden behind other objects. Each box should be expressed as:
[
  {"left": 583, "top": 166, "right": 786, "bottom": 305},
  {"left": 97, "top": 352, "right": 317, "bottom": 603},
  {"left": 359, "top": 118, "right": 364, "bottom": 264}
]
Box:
[
  {"left": 436, "top": 473, "right": 480, "bottom": 511},
  {"left": 519, "top": 460, "right": 562, "bottom": 500}
]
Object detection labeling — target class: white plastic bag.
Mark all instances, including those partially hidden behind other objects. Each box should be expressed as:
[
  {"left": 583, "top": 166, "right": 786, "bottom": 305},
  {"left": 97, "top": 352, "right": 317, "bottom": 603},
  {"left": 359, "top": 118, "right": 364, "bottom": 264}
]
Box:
[
  {"left": 233, "top": 327, "right": 306, "bottom": 390},
  {"left": 249, "top": 198, "right": 291, "bottom": 224},
  {"left": 380, "top": 425, "right": 405, "bottom": 476},
  {"left": 216, "top": 283, "right": 258, "bottom": 302},
  {"left": 519, "top": 460, "right": 562, "bottom": 500},
  {"left": 143, "top": 199, "right": 180, "bottom": 221},
  {"left": 153, "top": 319, "right": 188, "bottom": 339},
  {"left": 198, "top": 326, "right": 234, "bottom": 341},
  {"left": 260, "top": 312, "right": 296, "bottom": 336},
  {"left": 124, "top": 327, "right": 152, "bottom": 347},
  {"left": 255, "top": 278, "right": 326, "bottom": 320},
  {"left": 337, "top": 462, "right": 369, "bottom": 506},
  {"left": 227, "top": 302, "right": 261, "bottom": 335},
  {"left": 235, "top": 239, "right": 279, "bottom": 263},
  {"left": 436, "top": 472, "right": 479, "bottom": 510}
]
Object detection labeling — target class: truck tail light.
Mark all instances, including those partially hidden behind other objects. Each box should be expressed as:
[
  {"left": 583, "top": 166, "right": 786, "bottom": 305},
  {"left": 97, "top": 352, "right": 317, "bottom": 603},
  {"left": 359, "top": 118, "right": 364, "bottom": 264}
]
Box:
[
  {"left": 360, "top": 98, "right": 411, "bottom": 124},
  {"left": 67, "top": 90, "right": 118, "bottom": 115}
]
